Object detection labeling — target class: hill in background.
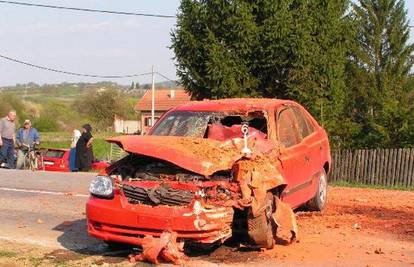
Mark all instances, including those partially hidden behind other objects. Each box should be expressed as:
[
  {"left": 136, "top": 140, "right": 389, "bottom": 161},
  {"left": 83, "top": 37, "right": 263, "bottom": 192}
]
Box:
[{"left": 0, "top": 81, "right": 179, "bottom": 132}]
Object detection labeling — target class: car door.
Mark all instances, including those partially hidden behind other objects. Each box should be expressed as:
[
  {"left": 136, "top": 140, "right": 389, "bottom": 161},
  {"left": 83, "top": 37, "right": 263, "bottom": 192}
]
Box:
[
  {"left": 275, "top": 105, "right": 310, "bottom": 208},
  {"left": 290, "top": 106, "right": 321, "bottom": 202}
]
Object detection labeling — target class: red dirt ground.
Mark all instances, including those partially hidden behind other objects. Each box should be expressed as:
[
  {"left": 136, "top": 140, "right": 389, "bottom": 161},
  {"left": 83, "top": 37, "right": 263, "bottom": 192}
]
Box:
[{"left": 191, "top": 186, "right": 414, "bottom": 266}]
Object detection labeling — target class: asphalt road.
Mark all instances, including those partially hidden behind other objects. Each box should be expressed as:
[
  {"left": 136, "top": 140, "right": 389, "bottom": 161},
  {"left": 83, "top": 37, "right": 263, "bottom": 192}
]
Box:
[{"left": 0, "top": 169, "right": 103, "bottom": 250}]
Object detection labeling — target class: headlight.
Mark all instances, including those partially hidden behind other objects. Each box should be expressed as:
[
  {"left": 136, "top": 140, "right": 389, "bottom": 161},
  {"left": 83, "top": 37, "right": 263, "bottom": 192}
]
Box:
[{"left": 89, "top": 176, "right": 113, "bottom": 198}]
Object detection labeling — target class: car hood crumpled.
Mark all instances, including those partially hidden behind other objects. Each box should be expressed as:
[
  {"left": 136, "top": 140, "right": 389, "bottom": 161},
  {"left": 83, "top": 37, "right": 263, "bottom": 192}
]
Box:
[{"left": 106, "top": 135, "right": 276, "bottom": 177}]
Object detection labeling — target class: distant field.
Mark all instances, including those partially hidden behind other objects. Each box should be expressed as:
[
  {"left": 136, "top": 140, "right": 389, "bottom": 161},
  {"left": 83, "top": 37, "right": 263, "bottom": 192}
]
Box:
[
  {"left": 6, "top": 86, "right": 87, "bottom": 103},
  {"left": 40, "top": 132, "right": 121, "bottom": 160}
]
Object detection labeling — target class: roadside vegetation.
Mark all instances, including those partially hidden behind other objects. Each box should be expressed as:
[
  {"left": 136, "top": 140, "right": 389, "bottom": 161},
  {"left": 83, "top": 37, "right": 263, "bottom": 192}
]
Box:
[
  {"left": 330, "top": 180, "right": 414, "bottom": 191},
  {"left": 0, "top": 83, "right": 149, "bottom": 160},
  {"left": 0, "top": 81, "right": 177, "bottom": 159},
  {"left": 0, "top": 250, "right": 17, "bottom": 258},
  {"left": 40, "top": 131, "right": 116, "bottom": 160},
  {"left": 0, "top": 82, "right": 143, "bottom": 132}
]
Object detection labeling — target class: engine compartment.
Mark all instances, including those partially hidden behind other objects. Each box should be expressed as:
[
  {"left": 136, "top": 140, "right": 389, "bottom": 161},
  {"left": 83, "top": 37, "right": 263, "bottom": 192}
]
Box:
[
  {"left": 112, "top": 154, "right": 232, "bottom": 182},
  {"left": 109, "top": 154, "right": 240, "bottom": 207}
]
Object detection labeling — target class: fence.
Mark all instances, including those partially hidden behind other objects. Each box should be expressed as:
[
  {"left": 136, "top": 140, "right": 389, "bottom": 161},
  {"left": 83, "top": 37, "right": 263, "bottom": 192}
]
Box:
[
  {"left": 109, "top": 143, "right": 128, "bottom": 162},
  {"left": 329, "top": 148, "right": 414, "bottom": 188}
]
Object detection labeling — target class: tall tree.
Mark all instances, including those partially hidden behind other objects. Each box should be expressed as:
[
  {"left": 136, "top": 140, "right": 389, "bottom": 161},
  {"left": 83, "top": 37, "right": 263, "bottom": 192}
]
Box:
[
  {"left": 171, "top": 0, "right": 350, "bottom": 142},
  {"left": 348, "top": 0, "right": 414, "bottom": 147},
  {"left": 171, "top": 0, "right": 261, "bottom": 100}
]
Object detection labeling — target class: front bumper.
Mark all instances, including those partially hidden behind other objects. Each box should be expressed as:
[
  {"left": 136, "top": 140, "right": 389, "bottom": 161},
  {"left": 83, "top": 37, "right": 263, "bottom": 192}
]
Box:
[{"left": 86, "top": 195, "right": 234, "bottom": 245}]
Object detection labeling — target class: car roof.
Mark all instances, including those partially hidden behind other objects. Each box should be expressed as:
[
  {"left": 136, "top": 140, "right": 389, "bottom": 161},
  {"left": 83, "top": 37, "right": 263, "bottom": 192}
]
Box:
[{"left": 174, "top": 98, "right": 294, "bottom": 112}]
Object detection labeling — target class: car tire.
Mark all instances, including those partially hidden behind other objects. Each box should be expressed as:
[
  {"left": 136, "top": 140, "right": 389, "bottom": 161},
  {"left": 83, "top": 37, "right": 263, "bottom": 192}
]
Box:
[
  {"left": 104, "top": 241, "right": 131, "bottom": 250},
  {"left": 184, "top": 241, "right": 220, "bottom": 255},
  {"left": 247, "top": 192, "right": 276, "bottom": 249},
  {"left": 307, "top": 169, "right": 328, "bottom": 211}
]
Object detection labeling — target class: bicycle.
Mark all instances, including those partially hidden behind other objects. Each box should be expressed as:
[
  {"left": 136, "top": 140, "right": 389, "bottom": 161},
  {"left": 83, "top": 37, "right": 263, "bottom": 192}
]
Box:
[{"left": 20, "top": 144, "right": 44, "bottom": 171}]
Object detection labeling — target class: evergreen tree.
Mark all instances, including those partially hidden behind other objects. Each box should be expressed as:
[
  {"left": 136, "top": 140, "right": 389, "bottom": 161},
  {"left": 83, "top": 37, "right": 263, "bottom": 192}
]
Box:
[
  {"left": 171, "top": 0, "right": 350, "bottom": 142},
  {"left": 348, "top": 0, "right": 414, "bottom": 147},
  {"left": 285, "top": 0, "right": 350, "bottom": 143}
]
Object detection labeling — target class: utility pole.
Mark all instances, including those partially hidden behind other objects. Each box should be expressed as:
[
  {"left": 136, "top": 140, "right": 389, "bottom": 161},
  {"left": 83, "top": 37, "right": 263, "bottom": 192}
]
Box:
[{"left": 151, "top": 65, "right": 155, "bottom": 127}]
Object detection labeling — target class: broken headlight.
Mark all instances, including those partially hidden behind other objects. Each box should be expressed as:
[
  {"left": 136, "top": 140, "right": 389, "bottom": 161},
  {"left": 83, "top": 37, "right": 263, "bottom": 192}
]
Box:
[{"left": 89, "top": 176, "right": 113, "bottom": 198}]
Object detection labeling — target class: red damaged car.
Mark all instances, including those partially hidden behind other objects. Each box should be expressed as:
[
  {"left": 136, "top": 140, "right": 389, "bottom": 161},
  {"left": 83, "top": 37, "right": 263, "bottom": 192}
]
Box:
[{"left": 86, "top": 98, "right": 331, "bottom": 253}]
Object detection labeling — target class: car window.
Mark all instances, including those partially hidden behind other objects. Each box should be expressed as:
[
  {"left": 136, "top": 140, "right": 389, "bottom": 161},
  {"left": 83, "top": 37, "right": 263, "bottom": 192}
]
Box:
[
  {"left": 276, "top": 107, "right": 301, "bottom": 148},
  {"left": 151, "top": 111, "right": 211, "bottom": 137},
  {"left": 151, "top": 111, "right": 269, "bottom": 138},
  {"left": 292, "top": 106, "right": 314, "bottom": 139},
  {"left": 44, "top": 150, "right": 65, "bottom": 158}
]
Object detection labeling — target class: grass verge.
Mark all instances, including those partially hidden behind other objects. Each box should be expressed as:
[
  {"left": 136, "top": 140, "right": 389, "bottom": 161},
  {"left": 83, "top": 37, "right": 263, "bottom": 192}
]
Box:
[
  {"left": 330, "top": 180, "right": 414, "bottom": 191},
  {"left": 0, "top": 250, "right": 17, "bottom": 258},
  {"left": 40, "top": 131, "right": 119, "bottom": 160}
]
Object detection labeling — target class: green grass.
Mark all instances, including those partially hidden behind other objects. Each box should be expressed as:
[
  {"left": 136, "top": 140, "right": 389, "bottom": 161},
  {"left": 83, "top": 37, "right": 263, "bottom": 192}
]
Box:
[
  {"left": 330, "top": 180, "right": 414, "bottom": 191},
  {"left": 27, "top": 257, "right": 43, "bottom": 267},
  {"left": 0, "top": 250, "right": 17, "bottom": 258},
  {"left": 40, "top": 131, "right": 120, "bottom": 160}
]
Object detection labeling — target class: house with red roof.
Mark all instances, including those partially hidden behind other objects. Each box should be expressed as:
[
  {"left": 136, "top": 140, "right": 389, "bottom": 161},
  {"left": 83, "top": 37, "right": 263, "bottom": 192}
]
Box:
[{"left": 135, "top": 88, "right": 191, "bottom": 134}]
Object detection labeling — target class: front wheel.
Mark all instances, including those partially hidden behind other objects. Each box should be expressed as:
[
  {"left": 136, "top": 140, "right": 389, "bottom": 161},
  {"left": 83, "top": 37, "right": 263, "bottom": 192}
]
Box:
[
  {"left": 247, "top": 192, "right": 276, "bottom": 249},
  {"left": 307, "top": 169, "right": 328, "bottom": 211}
]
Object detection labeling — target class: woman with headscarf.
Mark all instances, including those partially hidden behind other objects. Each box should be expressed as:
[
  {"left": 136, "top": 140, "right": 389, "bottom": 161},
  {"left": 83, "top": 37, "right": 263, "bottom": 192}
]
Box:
[
  {"left": 75, "top": 124, "right": 94, "bottom": 172},
  {"left": 69, "top": 129, "right": 81, "bottom": 172}
]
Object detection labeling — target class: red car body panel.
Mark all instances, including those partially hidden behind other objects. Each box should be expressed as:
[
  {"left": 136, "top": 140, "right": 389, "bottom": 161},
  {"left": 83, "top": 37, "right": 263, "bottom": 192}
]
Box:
[
  {"left": 41, "top": 149, "right": 70, "bottom": 172},
  {"left": 88, "top": 180, "right": 235, "bottom": 244},
  {"left": 87, "top": 98, "right": 331, "bottom": 246},
  {"left": 40, "top": 148, "right": 109, "bottom": 172},
  {"left": 106, "top": 135, "right": 276, "bottom": 177}
]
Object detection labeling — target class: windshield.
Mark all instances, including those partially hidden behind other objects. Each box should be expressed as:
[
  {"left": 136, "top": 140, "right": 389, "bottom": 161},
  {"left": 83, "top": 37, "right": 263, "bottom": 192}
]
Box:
[
  {"left": 151, "top": 111, "right": 212, "bottom": 137},
  {"left": 151, "top": 110, "right": 268, "bottom": 140}
]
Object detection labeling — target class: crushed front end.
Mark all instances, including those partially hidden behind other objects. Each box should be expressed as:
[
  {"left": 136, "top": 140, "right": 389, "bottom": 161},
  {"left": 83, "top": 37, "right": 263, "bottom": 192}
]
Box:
[
  {"left": 86, "top": 132, "right": 298, "bottom": 264},
  {"left": 87, "top": 154, "right": 239, "bottom": 246}
]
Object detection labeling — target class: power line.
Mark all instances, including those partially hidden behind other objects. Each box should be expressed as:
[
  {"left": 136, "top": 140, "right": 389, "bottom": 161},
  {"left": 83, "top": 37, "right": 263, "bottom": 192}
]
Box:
[
  {"left": 156, "top": 72, "right": 179, "bottom": 84},
  {"left": 0, "top": 53, "right": 153, "bottom": 78},
  {"left": 0, "top": 0, "right": 176, "bottom": 18}
]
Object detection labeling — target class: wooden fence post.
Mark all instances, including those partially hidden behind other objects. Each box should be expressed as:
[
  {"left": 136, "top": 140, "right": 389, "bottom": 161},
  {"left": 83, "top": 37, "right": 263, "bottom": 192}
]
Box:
[{"left": 329, "top": 148, "right": 413, "bottom": 188}]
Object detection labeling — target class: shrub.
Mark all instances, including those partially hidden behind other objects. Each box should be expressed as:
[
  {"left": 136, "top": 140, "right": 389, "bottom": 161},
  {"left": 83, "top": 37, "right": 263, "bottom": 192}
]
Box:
[{"left": 32, "top": 116, "right": 60, "bottom": 132}]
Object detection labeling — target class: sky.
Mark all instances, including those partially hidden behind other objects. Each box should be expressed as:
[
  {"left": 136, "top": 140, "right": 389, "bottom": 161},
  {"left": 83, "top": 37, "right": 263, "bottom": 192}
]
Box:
[{"left": 0, "top": 0, "right": 413, "bottom": 87}]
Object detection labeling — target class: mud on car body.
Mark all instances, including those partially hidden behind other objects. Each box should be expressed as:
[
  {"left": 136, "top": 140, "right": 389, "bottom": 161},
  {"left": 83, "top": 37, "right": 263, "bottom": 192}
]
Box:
[{"left": 86, "top": 98, "right": 331, "bottom": 262}]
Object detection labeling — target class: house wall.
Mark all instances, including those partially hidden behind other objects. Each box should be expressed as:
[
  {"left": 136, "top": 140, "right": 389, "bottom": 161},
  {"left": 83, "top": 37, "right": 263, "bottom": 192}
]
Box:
[
  {"left": 141, "top": 111, "right": 165, "bottom": 134},
  {"left": 114, "top": 118, "right": 141, "bottom": 134}
]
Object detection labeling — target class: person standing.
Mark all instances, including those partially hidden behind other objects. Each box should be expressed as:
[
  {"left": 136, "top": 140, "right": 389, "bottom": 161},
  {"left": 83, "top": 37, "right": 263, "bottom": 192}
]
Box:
[
  {"left": 69, "top": 129, "right": 81, "bottom": 172},
  {"left": 0, "top": 111, "right": 17, "bottom": 169},
  {"left": 15, "top": 119, "right": 40, "bottom": 169},
  {"left": 75, "top": 124, "right": 94, "bottom": 172}
]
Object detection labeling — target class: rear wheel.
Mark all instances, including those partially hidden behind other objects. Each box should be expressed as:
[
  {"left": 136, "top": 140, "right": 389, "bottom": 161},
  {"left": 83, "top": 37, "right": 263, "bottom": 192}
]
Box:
[
  {"left": 247, "top": 192, "right": 276, "bottom": 249},
  {"left": 307, "top": 169, "right": 328, "bottom": 211}
]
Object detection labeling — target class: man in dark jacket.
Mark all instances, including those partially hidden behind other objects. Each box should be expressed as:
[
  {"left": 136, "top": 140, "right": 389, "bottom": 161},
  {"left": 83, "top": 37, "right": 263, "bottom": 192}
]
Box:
[{"left": 75, "top": 124, "right": 94, "bottom": 172}]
